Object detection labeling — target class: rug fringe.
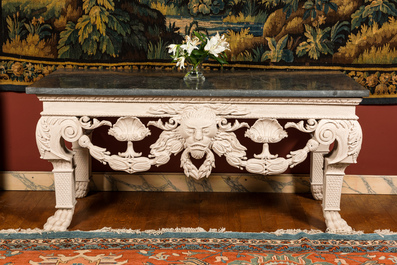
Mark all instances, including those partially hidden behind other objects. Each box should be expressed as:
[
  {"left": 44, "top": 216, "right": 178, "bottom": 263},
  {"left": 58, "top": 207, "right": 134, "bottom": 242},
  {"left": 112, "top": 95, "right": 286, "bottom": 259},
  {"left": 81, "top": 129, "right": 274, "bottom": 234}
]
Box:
[
  {"left": 374, "top": 229, "right": 397, "bottom": 236},
  {"left": 0, "top": 227, "right": 393, "bottom": 235},
  {"left": 92, "top": 227, "right": 227, "bottom": 235}
]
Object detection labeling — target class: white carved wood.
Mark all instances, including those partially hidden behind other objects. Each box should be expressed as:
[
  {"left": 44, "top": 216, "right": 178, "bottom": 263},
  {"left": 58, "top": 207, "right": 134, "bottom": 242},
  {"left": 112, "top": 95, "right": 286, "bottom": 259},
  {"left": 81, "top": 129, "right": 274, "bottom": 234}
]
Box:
[
  {"left": 36, "top": 116, "right": 81, "bottom": 231},
  {"left": 309, "top": 144, "right": 329, "bottom": 200},
  {"left": 35, "top": 96, "right": 363, "bottom": 232},
  {"left": 72, "top": 140, "right": 91, "bottom": 198},
  {"left": 318, "top": 120, "right": 363, "bottom": 233}
]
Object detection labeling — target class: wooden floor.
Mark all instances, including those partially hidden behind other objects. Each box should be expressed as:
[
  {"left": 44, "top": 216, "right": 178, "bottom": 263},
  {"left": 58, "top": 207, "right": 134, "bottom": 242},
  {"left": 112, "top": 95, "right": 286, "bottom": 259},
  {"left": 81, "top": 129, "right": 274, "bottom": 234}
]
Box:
[{"left": 0, "top": 191, "right": 396, "bottom": 233}]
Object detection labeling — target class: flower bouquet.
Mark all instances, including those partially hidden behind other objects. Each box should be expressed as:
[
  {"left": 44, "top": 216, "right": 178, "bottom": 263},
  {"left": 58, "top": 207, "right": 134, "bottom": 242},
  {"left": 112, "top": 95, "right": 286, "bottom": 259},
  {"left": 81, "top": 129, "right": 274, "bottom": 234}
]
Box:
[{"left": 168, "top": 31, "right": 229, "bottom": 81}]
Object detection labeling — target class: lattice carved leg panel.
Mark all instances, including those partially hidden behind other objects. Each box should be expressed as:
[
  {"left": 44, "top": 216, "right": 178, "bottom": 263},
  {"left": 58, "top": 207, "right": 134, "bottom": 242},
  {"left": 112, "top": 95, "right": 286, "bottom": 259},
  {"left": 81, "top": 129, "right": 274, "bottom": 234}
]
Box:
[
  {"left": 44, "top": 160, "right": 76, "bottom": 231},
  {"left": 323, "top": 163, "right": 352, "bottom": 233},
  {"left": 310, "top": 144, "right": 329, "bottom": 200},
  {"left": 72, "top": 139, "right": 91, "bottom": 198}
]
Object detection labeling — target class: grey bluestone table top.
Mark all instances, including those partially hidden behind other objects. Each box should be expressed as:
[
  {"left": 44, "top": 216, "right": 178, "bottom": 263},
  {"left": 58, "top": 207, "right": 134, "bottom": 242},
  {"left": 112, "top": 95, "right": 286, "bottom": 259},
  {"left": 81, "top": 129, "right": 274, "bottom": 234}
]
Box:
[{"left": 26, "top": 69, "right": 369, "bottom": 98}]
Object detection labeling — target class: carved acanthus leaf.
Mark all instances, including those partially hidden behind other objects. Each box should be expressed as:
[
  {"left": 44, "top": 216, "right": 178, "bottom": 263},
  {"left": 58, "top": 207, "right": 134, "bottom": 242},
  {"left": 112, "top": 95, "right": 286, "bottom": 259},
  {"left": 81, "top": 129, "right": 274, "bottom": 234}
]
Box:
[
  {"left": 207, "top": 104, "right": 250, "bottom": 116},
  {"left": 218, "top": 119, "right": 249, "bottom": 132},
  {"left": 147, "top": 103, "right": 249, "bottom": 116},
  {"left": 147, "top": 118, "right": 179, "bottom": 131},
  {"left": 79, "top": 116, "right": 112, "bottom": 130},
  {"left": 36, "top": 117, "right": 51, "bottom": 157},
  {"left": 285, "top": 119, "right": 318, "bottom": 133},
  {"left": 347, "top": 121, "right": 362, "bottom": 163}
]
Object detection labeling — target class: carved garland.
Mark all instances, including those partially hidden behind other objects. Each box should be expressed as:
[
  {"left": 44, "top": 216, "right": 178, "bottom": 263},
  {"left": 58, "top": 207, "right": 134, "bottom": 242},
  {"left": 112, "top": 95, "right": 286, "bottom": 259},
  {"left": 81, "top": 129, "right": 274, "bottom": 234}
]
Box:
[{"left": 39, "top": 105, "right": 362, "bottom": 179}]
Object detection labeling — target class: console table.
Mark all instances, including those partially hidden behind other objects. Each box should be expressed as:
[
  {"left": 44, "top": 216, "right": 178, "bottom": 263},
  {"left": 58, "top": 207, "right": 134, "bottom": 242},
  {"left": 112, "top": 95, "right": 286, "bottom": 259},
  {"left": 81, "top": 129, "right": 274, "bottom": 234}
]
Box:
[{"left": 27, "top": 69, "right": 369, "bottom": 232}]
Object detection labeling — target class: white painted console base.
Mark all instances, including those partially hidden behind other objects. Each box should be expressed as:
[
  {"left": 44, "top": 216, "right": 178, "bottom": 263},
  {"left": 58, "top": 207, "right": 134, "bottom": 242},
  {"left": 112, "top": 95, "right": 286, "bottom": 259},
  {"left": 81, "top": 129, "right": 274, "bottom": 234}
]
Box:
[{"left": 31, "top": 95, "right": 364, "bottom": 233}]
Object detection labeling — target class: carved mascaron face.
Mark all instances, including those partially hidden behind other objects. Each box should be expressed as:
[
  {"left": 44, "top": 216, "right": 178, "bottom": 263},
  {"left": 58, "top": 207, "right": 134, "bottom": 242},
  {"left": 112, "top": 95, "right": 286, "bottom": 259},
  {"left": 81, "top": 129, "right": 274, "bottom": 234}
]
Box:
[{"left": 179, "top": 108, "right": 218, "bottom": 159}]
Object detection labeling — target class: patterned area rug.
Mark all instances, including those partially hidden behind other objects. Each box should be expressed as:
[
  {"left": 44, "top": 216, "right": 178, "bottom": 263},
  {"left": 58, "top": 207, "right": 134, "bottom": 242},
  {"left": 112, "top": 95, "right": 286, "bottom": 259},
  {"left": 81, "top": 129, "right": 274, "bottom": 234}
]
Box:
[{"left": 1, "top": 228, "right": 397, "bottom": 264}]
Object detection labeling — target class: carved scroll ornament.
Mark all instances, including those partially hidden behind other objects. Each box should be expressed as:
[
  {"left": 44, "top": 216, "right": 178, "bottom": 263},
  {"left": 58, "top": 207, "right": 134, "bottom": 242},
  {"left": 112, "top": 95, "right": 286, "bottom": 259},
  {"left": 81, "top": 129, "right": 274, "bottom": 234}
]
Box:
[{"left": 38, "top": 106, "right": 362, "bottom": 180}]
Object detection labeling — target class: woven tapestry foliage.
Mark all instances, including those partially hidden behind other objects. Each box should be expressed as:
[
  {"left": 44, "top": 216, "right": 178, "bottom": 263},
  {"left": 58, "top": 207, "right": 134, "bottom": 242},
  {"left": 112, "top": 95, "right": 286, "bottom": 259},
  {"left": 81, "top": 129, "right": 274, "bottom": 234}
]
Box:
[{"left": 2, "top": 0, "right": 397, "bottom": 101}]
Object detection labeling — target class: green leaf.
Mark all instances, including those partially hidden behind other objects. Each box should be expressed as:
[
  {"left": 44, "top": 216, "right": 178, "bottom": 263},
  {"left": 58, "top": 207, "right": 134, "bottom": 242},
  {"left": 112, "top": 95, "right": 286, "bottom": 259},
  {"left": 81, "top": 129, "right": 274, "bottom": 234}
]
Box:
[
  {"left": 99, "top": 35, "right": 113, "bottom": 55},
  {"left": 276, "top": 34, "right": 289, "bottom": 50},
  {"left": 330, "top": 21, "right": 350, "bottom": 42},
  {"left": 266, "top": 37, "right": 276, "bottom": 50},
  {"left": 303, "top": 0, "right": 314, "bottom": 9},
  {"left": 82, "top": 37, "right": 98, "bottom": 55},
  {"left": 107, "top": 29, "right": 123, "bottom": 55},
  {"left": 296, "top": 42, "right": 309, "bottom": 57},
  {"left": 108, "top": 14, "right": 129, "bottom": 36},
  {"left": 97, "top": 0, "right": 115, "bottom": 11},
  {"left": 89, "top": 6, "right": 109, "bottom": 36},
  {"left": 194, "top": 31, "right": 206, "bottom": 43},
  {"left": 76, "top": 16, "right": 92, "bottom": 43},
  {"left": 329, "top": 2, "right": 338, "bottom": 12},
  {"left": 384, "top": 2, "right": 397, "bottom": 16},
  {"left": 351, "top": 6, "right": 365, "bottom": 29},
  {"left": 83, "top": 0, "right": 96, "bottom": 14},
  {"left": 58, "top": 22, "right": 78, "bottom": 47},
  {"left": 261, "top": 51, "right": 271, "bottom": 61},
  {"left": 57, "top": 46, "right": 70, "bottom": 58},
  {"left": 282, "top": 50, "right": 294, "bottom": 62}
]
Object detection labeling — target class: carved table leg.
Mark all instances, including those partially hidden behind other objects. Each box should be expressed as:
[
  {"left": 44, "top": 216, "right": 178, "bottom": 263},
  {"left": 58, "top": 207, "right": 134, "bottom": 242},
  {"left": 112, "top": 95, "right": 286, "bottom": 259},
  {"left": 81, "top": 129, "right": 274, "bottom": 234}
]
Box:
[
  {"left": 44, "top": 160, "right": 76, "bottom": 231},
  {"left": 310, "top": 144, "right": 329, "bottom": 200},
  {"left": 36, "top": 116, "right": 83, "bottom": 231},
  {"left": 72, "top": 139, "right": 91, "bottom": 198},
  {"left": 323, "top": 162, "right": 352, "bottom": 233},
  {"left": 314, "top": 119, "right": 363, "bottom": 233}
]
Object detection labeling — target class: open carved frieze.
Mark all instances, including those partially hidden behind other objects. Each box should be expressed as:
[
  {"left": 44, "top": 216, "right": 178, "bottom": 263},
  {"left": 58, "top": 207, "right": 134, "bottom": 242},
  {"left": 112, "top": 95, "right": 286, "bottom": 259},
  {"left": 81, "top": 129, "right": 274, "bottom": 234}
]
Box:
[
  {"left": 37, "top": 108, "right": 362, "bottom": 182},
  {"left": 43, "top": 105, "right": 359, "bottom": 181}
]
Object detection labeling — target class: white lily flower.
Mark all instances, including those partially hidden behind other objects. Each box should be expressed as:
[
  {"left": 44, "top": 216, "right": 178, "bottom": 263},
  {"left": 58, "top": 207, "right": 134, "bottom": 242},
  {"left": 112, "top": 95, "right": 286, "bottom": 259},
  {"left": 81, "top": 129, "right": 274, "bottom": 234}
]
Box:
[
  {"left": 176, "top": 56, "right": 186, "bottom": 69},
  {"left": 167, "top": 44, "right": 178, "bottom": 56},
  {"left": 180, "top": 36, "right": 200, "bottom": 56},
  {"left": 204, "top": 32, "right": 230, "bottom": 57}
]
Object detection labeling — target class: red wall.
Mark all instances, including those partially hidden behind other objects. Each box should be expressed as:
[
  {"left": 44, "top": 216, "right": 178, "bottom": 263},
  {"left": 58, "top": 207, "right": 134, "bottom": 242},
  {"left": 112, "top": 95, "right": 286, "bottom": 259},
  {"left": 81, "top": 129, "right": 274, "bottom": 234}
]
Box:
[{"left": 1, "top": 91, "right": 396, "bottom": 175}]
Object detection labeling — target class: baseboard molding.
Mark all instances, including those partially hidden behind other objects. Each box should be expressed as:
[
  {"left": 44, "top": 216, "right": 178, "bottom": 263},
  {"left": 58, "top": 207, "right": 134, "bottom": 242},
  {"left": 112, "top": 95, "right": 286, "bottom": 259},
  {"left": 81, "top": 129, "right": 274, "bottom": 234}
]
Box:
[{"left": 1, "top": 171, "right": 397, "bottom": 194}]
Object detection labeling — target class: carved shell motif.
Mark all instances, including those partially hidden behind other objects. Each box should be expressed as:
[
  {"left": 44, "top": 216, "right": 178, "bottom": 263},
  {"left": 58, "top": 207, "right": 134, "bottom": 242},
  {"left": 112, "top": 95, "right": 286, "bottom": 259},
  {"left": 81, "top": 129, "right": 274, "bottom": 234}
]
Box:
[
  {"left": 109, "top": 117, "right": 150, "bottom": 142},
  {"left": 245, "top": 119, "right": 287, "bottom": 143}
]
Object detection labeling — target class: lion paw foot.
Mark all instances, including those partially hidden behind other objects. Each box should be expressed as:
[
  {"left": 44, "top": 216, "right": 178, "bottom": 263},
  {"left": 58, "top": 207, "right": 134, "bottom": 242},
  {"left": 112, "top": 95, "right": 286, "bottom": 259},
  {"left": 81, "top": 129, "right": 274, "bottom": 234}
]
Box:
[
  {"left": 75, "top": 181, "right": 89, "bottom": 198},
  {"left": 311, "top": 184, "right": 323, "bottom": 200},
  {"left": 324, "top": 210, "right": 352, "bottom": 233},
  {"left": 43, "top": 208, "right": 74, "bottom": 231}
]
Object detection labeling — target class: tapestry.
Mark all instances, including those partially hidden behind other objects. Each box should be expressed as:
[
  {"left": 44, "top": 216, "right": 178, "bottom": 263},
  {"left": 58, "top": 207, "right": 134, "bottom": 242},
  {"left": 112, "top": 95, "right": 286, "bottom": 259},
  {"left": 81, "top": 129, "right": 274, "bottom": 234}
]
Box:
[
  {"left": 1, "top": 229, "right": 397, "bottom": 264},
  {"left": 2, "top": 0, "right": 397, "bottom": 103}
]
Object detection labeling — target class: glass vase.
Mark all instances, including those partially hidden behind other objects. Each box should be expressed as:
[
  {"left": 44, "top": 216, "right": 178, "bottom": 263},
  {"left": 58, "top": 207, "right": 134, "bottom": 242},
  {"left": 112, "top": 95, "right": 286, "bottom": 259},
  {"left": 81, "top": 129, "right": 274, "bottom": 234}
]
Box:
[{"left": 184, "top": 63, "right": 205, "bottom": 82}]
